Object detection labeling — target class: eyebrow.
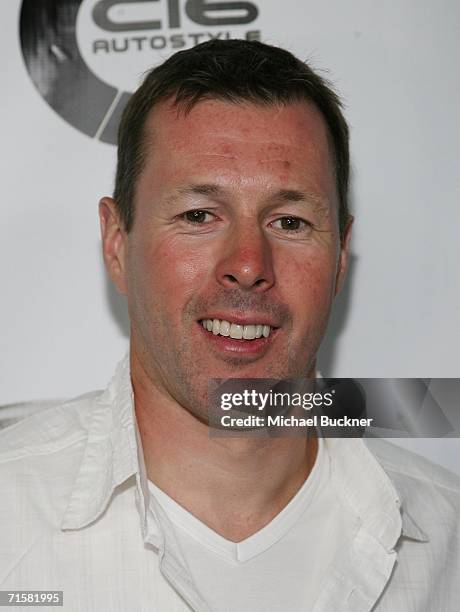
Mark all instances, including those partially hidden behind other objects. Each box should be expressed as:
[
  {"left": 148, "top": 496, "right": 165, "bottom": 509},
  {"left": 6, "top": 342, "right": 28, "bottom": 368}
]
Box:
[
  {"left": 172, "top": 183, "right": 330, "bottom": 214},
  {"left": 178, "top": 184, "right": 222, "bottom": 198},
  {"left": 272, "top": 189, "right": 316, "bottom": 204}
]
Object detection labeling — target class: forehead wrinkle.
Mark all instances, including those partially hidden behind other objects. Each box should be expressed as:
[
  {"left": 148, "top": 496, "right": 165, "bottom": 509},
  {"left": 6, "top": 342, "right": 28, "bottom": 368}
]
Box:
[
  {"left": 203, "top": 136, "right": 307, "bottom": 152},
  {"left": 201, "top": 152, "right": 238, "bottom": 159}
]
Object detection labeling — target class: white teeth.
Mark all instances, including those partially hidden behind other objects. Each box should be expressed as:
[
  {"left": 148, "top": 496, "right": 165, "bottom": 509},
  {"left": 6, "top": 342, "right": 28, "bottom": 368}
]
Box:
[
  {"left": 200, "top": 319, "right": 273, "bottom": 340},
  {"left": 220, "top": 320, "right": 230, "bottom": 336},
  {"left": 229, "top": 323, "right": 243, "bottom": 339},
  {"left": 243, "top": 325, "right": 256, "bottom": 340}
]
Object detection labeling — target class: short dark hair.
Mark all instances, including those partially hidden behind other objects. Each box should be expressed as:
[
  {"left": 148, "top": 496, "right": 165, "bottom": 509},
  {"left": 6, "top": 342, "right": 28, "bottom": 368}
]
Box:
[{"left": 114, "top": 39, "right": 350, "bottom": 238}]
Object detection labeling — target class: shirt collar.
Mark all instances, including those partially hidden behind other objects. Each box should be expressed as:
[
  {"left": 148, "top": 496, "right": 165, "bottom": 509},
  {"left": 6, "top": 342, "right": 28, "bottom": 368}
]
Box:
[
  {"left": 326, "top": 437, "right": 428, "bottom": 547},
  {"left": 60, "top": 352, "right": 154, "bottom": 537},
  {"left": 314, "top": 437, "right": 428, "bottom": 611}
]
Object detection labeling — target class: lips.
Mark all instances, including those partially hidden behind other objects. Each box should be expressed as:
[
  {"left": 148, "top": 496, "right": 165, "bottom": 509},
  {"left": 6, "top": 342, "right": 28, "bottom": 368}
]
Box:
[{"left": 201, "top": 318, "right": 272, "bottom": 340}]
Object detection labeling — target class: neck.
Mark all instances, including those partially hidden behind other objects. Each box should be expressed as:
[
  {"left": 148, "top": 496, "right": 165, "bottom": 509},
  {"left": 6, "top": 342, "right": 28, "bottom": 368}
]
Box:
[{"left": 131, "top": 350, "right": 318, "bottom": 542}]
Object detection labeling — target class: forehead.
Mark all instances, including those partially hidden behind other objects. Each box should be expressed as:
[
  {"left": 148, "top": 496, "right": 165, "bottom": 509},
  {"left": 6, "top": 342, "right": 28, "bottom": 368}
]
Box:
[{"left": 139, "top": 98, "right": 336, "bottom": 202}]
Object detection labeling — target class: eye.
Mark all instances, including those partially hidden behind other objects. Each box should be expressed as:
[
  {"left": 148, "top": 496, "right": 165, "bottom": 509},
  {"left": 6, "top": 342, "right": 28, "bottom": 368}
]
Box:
[
  {"left": 182, "top": 210, "right": 215, "bottom": 224},
  {"left": 271, "top": 216, "right": 311, "bottom": 233}
]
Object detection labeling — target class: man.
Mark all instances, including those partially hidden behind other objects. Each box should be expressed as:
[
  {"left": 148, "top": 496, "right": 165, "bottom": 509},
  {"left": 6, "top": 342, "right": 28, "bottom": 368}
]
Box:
[{"left": 1, "top": 39, "right": 459, "bottom": 611}]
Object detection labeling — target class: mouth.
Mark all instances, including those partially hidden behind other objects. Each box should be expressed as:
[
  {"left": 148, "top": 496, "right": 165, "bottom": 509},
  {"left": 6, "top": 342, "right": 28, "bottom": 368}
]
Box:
[
  {"left": 200, "top": 318, "right": 275, "bottom": 340},
  {"left": 197, "top": 317, "right": 279, "bottom": 358}
]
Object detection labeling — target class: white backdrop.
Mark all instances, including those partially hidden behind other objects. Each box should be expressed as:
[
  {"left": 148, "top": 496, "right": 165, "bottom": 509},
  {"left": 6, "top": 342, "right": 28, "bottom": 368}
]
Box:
[{"left": 1, "top": 1, "right": 459, "bottom": 469}]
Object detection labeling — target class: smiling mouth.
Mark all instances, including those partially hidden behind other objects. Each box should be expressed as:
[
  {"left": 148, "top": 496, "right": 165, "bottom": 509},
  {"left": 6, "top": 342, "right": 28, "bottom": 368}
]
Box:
[{"left": 199, "top": 318, "right": 275, "bottom": 340}]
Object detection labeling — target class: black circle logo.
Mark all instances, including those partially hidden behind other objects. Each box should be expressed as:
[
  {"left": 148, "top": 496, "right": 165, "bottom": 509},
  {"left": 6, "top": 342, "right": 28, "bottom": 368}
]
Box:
[{"left": 20, "top": 0, "right": 260, "bottom": 144}]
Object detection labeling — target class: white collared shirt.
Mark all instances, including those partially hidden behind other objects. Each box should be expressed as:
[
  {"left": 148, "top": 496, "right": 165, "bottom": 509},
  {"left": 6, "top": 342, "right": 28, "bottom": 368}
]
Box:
[{"left": 0, "top": 354, "right": 459, "bottom": 611}]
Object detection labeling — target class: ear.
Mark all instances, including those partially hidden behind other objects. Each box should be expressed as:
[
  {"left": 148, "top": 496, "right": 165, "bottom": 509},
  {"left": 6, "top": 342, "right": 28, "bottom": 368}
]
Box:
[
  {"left": 334, "top": 216, "right": 353, "bottom": 296},
  {"left": 99, "top": 197, "right": 128, "bottom": 295}
]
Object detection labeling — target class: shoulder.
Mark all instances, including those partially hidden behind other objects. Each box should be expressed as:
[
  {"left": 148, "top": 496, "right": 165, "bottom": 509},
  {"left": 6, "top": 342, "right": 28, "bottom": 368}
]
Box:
[
  {"left": 0, "top": 390, "right": 103, "bottom": 464},
  {"left": 365, "top": 437, "right": 460, "bottom": 538},
  {"left": 0, "top": 391, "right": 103, "bottom": 584},
  {"left": 365, "top": 437, "right": 460, "bottom": 494},
  {"left": 0, "top": 390, "right": 108, "bottom": 558},
  {"left": 0, "top": 390, "right": 104, "bottom": 516}
]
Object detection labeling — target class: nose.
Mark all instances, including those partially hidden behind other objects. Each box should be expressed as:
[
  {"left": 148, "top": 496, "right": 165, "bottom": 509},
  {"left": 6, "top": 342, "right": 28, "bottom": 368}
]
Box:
[{"left": 214, "top": 222, "right": 275, "bottom": 292}]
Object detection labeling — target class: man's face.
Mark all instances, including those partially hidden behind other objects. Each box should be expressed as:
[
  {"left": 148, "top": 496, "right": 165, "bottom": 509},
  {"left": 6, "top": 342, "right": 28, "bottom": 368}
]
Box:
[{"left": 102, "top": 99, "right": 351, "bottom": 420}]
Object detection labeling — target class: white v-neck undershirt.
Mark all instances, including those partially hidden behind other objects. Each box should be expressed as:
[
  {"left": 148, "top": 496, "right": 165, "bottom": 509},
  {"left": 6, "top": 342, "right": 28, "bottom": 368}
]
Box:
[
  {"left": 148, "top": 438, "right": 356, "bottom": 611},
  {"left": 149, "top": 438, "right": 325, "bottom": 563}
]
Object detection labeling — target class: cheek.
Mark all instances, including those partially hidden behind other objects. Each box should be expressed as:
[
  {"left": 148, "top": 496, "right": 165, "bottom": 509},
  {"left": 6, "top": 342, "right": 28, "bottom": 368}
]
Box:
[
  {"left": 128, "top": 236, "right": 211, "bottom": 308},
  {"left": 279, "top": 251, "right": 337, "bottom": 317}
]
